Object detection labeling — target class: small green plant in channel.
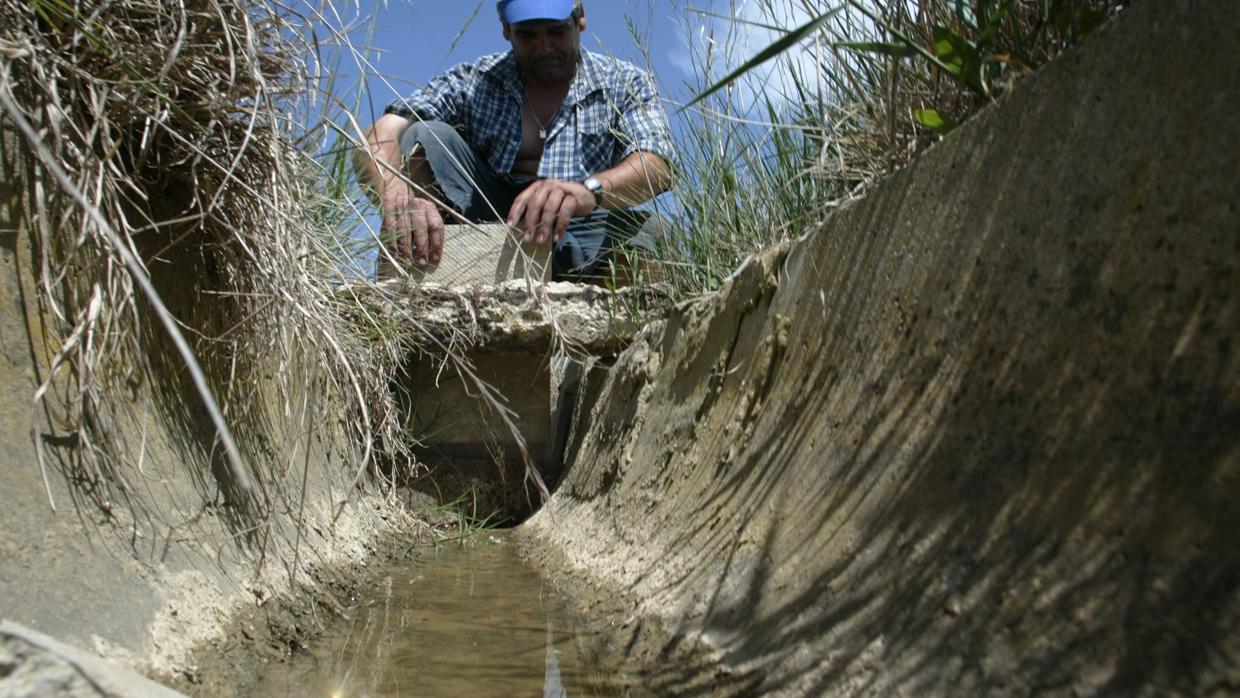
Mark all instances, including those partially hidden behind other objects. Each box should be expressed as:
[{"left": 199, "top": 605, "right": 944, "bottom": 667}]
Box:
[{"left": 427, "top": 487, "right": 502, "bottom": 547}]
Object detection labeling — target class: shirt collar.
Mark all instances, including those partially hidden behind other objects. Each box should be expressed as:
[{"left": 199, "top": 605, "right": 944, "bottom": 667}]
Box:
[
  {"left": 484, "top": 51, "right": 523, "bottom": 101},
  {"left": 486, "top": 49, "right": 607, "bottom": 106},
  {"left": 564, "top": 49, "right": 607, "bottom": 107}
]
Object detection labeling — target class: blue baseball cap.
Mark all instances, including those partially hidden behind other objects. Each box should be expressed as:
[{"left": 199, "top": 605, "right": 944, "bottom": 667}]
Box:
[{"left": 497, "top": 0, "right": 574, "bottom": 24}]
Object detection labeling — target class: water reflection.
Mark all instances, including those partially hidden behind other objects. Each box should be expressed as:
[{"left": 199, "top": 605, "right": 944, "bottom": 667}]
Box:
[{"left": 250, "top": 535, "right": 628, "bottom": 697}]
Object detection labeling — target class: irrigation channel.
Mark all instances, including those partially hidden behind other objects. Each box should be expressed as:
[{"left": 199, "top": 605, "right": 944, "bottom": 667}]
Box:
[
  {"left": 248, "top": 533, "right": 640, "bottom": 697},
  {"left": 0, "top": 3, "right": 1236, "bottom": 696}
]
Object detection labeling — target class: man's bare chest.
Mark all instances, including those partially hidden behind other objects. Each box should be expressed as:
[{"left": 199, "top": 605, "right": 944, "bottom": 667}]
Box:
[{"left": 512, "top": 88, "right": 567, "bottom": 176}]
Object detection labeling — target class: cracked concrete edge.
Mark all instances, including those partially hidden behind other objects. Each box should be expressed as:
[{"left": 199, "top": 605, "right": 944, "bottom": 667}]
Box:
[
  {"left": 0, "top": 621, "right": 187, "bottom": 698},
  {"left": 351, "top": 278, "right": 668, "bottom": 352}
]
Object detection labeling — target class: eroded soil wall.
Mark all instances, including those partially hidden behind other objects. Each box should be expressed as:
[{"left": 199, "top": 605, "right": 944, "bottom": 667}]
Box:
[
  {"left": 0, "top": 131, "right": 395, "bottom": 685},
  {"left": 525, "top": 2, "right": 1240, "bottom": 695}
]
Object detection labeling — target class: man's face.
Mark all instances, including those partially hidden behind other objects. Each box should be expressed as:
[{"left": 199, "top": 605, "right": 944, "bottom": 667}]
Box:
[{"left": 503, "top": 15, "right": 585, "bottom": 85}]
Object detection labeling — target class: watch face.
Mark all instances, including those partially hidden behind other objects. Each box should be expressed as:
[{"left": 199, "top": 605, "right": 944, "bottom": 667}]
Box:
[{"left": 584, "top": 177, "right": 603, "bottom": 193}]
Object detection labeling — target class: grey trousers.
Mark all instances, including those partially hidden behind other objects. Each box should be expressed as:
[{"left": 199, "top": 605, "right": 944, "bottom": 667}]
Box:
[{"left": 398, "top": 120, "right": 666, "bottom": 281}]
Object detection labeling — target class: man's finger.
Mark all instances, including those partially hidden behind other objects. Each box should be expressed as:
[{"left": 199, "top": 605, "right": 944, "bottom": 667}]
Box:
[
  {"left": 507, "top": 190, "right": 529, "bottom": 231},
  {"left": 401, "top": 229, "right": 414, "bottom": 261},
  {"left": 537, "top": 190, "right": 565, "bottom": 244},
  {"left": 395, "top": 222, "right": 413, "bottom": 262},
  {"left": 427, "top": 205, "right": 445, "bottom": 264},
  {"left": 384, "top": 211, "right": 412, "bottom": 262},
  {"left": 410, "top": 206, "right": 430, "bottom": 266},
  {"left": 521, "top": 186, "right": 552, "bottom": 241},
  {"left": 553, "top": 196, "right": 575, "bottom": 242}
]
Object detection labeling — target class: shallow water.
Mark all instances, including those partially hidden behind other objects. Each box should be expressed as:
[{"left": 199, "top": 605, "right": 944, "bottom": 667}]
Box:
[{"left": 249, "top": 534, "right": 632, "bottom": 697}]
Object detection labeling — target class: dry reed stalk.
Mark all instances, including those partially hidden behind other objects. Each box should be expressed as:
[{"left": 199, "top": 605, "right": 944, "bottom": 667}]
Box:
[
  {"left": 0, "top": 0, "right": 427, "bottom": 558},
  {"left": 0, "top": 0, "right": 562, "bottom": 558}
]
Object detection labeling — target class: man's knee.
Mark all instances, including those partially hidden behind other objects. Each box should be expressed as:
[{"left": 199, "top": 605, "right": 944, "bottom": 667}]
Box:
[
  {"left": 399, "top": 119, "right": 467, "bottom": 159},
  {"left": 552, "top": 211, "right": 673, "bottom": 284},
  {"left": 627, "top": 211, "right": 672, "bottom": 254}
]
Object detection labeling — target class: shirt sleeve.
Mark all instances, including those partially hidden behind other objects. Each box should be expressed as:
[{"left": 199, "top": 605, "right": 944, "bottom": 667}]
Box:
[
  {"left": 384, "top": 62, "right": 473, "bottom": 124},
  {"left": 618, "top": 69, "right": 676, "bottom": 170}
]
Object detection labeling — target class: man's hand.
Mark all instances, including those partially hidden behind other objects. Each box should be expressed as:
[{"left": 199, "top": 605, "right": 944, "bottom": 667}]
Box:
[
  {"left": 506, "top": 179, "right": 595, "bottom": 245},
  {"left": 381, "top": 178, "right": 444, "bottom": 267}
]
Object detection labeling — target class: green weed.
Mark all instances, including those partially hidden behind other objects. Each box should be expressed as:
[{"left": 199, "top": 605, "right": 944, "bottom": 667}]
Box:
[
  {"left": 425, "top": 487, "right": 503, "bottom": 547},
  {"left": 655, "top": 0, "right": 1123, "bottom": 299}
]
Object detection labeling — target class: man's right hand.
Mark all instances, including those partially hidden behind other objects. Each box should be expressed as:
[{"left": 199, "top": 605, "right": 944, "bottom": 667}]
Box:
[{"left": 381, "top": 179, "right": 444, "bottom": 267}]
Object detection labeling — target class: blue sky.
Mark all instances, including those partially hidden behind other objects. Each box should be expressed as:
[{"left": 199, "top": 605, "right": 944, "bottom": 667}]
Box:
[
  {"left": 345, "top": 0, "right": 700, "bottom": 126},
  {"left": 324, "top": 0, "right": 843, "bottom": 141}
]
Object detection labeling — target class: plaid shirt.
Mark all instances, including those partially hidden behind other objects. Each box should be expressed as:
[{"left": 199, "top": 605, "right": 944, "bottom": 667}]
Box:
[{"left": 385, "top": 49, "right": 674, "bottom": 182}]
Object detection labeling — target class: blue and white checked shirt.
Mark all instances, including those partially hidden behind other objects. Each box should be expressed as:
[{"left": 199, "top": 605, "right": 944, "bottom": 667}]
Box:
[{"left": 385, "top": 49, "right": 674, "bottom": 182}]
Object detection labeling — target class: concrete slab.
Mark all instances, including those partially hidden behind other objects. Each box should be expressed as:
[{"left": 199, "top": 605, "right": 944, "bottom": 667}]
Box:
[
  {"left": 0, "top": 622, "right": 187, "bottom": 698},
  {"left": 378, "top": 223, "right": 552, "bottom": 284}
]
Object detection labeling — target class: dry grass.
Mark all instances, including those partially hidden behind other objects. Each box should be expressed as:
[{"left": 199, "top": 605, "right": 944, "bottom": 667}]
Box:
[
  {"left": 0, "top": 0, "right": 558, "bottom": 562},
  {"left": 0, "top": 0, "right": 421, "bottom": 544}
]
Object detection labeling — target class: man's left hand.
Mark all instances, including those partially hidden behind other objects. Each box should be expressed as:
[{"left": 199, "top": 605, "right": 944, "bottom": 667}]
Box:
[{"left": 507, "top": 179, "right": 595, "bottom": 245}]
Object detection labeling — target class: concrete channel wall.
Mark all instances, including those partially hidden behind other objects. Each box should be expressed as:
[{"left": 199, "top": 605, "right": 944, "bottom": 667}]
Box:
[{"left": 524, "top": 2, "right": 1240, "bottom": 695}]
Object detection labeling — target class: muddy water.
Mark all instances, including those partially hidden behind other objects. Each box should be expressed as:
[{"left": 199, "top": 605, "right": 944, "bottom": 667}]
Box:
[{"left": 249, "top": 534, "right": 636, "bottom": 697}]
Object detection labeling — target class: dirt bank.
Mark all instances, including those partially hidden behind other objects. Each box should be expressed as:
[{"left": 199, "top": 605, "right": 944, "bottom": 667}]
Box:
[
  {"left": 156, "top": 514, "right": 431, "bottom": 697},
  {"left": 522, "top": 1, "right": 1240, "bottom": 695},
  {"left": 0, "top": 138, "right": 403, "bottom": 688}
]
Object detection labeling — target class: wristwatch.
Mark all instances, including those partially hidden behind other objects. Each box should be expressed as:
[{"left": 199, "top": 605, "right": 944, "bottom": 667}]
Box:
[{"left": 582, "top": 176, "right": 605, "bottom": 208}]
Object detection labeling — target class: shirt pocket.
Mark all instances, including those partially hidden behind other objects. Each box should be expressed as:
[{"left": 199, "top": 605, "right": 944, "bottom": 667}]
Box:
[
  {"left": 580, "top": 129, "right": 620, "bottom": 178},
  {"left": 576, "top": 100, "right": 620, "bottom": 176}
]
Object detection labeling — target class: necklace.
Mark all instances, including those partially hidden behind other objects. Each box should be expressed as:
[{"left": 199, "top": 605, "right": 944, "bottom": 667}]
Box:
[{"left": 524, "top": 100, "right": 550, "bottom": 141}]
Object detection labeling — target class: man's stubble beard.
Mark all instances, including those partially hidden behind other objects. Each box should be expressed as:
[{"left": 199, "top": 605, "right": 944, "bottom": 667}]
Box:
[{"left": 519, "top": 46, "right": 580, "bottom": 85}]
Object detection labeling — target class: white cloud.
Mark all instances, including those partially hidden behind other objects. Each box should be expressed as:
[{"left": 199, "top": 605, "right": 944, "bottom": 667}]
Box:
[{"left": 669, "top": 0, "right": 877, "bottom": 114}]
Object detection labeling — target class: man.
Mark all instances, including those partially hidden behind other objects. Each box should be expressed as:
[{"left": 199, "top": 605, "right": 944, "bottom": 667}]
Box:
[{"left": 359, "top": 0, "right": 676, "bottom": 282}]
